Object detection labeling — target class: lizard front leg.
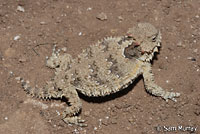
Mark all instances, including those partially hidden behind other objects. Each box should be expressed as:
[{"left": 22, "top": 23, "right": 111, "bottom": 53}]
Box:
[
  {"left": 142, "top": 62, "right": 180, "bottom": 102},
  {"left": 60, "top": 86, "right": 87, "bottom": 127}
]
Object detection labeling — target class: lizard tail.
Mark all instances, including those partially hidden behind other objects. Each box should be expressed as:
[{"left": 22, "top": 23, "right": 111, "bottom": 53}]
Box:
[{"left": 15, "top": 77, "right": 56, "bottom": 99}]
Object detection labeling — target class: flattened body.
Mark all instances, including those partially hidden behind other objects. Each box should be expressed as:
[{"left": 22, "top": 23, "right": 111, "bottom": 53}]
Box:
[{"left": 66, "top": 37, "right": 143, "bottom": 97}]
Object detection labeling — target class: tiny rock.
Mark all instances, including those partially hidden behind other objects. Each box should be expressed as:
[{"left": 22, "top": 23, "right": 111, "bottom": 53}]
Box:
[
  {"left": 193, "top": 49, "right": 198, "bottom": 53},
  {"left": 118, "top": 16, "right": 123, "bottom": 21},
  {"left": 87, "top": 7, "right": 92, "bottom": 11},
  {"left": 111, "top": 118, "right": 117, "bottom": 124},
  {"left": 17, "top": 6, "right": 25, "bottom": 12},
  {"left": 5, "top": 48, "right": 16, "bottom": 58},
  {"left": 61, "top": 47, "right": 67, "bottom": 52},
  {"left": 187, "top": 57, "right": 196, "bottom": 61},
  {"left": 40, "top": 21, "right": 46, "bottom": 25},
  {"left": 78, "top": 32, "right": 82, "bottom": 36},
  {"left": 15, "top": 77, "right": 21, "bottom": 81},
  {"left": 19, "top": 57, "right": 27, "bottom": 63},
  {"left": 96, "top": 12, "right": 107, "bottom": 21},
  {"left": 177, "top": 41, "right": 182, "bottom": 47},
  {"left": 84, "top": 111, "right": 90, "bottom": 117},
  {"left": 177, "top": 41, "right": 185, "bottom": 48},
  {"left": 128, "top": 117, "right": 134, "bottom": 124},
  {"left": 110, "top": 29, "right": 118, "bottom": 34},
  {"left": 14, "top": 35, "right": 20, "bottom": 41},
  {"left": 4, "top": 117, "right": 8, "bottom": 120}
]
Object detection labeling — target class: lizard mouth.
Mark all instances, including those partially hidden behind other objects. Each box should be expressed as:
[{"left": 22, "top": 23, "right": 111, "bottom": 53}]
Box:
[
  {"left": 143, "top": 43, "right": 161, "bottom": 62},
  {"left": 153, "top": 46, "right": 159, "bottom": 53},
  {"left": 139, "top": 41, "right": 161, "bottom": 62},
  {"left": 123, "top": 35, "right": 161, "bottom": 62}
]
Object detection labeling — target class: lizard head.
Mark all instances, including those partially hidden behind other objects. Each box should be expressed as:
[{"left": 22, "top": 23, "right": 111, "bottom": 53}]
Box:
[{"left": 126, "top": 23, "right": 161, "bottom": 62}]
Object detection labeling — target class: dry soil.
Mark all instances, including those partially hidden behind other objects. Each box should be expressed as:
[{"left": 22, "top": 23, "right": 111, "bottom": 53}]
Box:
[{"left": 0, "top": 0, "right": 200, "bottom": 134}]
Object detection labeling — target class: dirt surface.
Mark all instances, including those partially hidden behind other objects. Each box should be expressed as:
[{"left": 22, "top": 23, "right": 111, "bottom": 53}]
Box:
[{"left": 0, "top": 0, "right": 200, "bottom": 134}]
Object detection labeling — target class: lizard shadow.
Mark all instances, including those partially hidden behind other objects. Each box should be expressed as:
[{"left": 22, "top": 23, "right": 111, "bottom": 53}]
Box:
[{"left": 77, "top": 75, "right": 143, "bottom": 103}]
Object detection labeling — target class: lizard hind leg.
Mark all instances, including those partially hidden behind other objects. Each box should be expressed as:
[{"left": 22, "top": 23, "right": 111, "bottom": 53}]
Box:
[{"left": 60, "top": 86, "right": 87, "bottom": 126}]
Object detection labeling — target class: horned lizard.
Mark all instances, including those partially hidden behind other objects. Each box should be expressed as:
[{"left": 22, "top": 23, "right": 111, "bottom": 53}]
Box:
[{"left": 16, "top": 23, "right": 180, "bottom": 126}]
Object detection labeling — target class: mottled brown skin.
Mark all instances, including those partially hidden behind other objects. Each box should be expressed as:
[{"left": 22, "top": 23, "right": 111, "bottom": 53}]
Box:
[{"left": 17, "top": 23, "right": 180, "bottom": 126}]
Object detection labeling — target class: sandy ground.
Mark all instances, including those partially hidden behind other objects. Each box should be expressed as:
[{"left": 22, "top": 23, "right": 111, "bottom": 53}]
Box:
[{"left": 0, "top": 0, "right": 200, "bottom": 134}]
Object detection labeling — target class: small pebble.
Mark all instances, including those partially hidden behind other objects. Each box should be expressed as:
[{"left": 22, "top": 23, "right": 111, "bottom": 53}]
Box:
[
  {"left": 78, "top": 32, "right": 82, "bottom": 36},
  {"left": 193, "top": 49, "right": 198, "bottom": 53},
  {"left": 177, "top": 42, "right": 182, "bottom": 47},
  {"left": 17, "top": 6, "right": 25, "bottom": 12},
  {"left": 14, "top": 35, "right": 20, "bottom": 41},
  {"left": 111, "top": 118, "right": 117, "bottom": 124},
  {"left": 126, "top": 127, "right": 130, "bottom": 131},
  {"left": 160, "top": 113, "right": 168, "bottom": 121},
  {"left": 96, "top": 12, "right": 107, "bottom": 21},
  {"left": 166, "top": 80, "right": 169, "bottom": 83},
  {"left": 177, "top": 42, "right": 186, "bottom": 48},
  {"left": 128, "top": 118, "right": 134, "bottom": 123},
  {"left": 87, "top": 7, "right": 92, "bottom": 11},
  {"left": 40, "top": 21, "right": 46, "bottom": 25},
  {"left": 9, "top": 71, "right": 13, "bottom": 75},
  {"left": 19, "top": 57, "right": 26, "bottom": 63},
  {"left": 187, "top": 57, "right": 196, "bottom": 61},
  {"left": 105, "top": 116, "right": 109, "bottom": 119},
  {"left": 147, "top": 120, "right": 151, "bottom": 125},
  {"left": 4, "top": 117, "right": 8, "bottom": 120},
  {"left": 15, "top": 77, "right": 21, "bottom": 81},
  {"left": 5, "top": 48, "right": 16, "bottom": 58},
  {"left": 61, "top": 47, "right": 67, "bottom": 52},
  {"left": 110, "top": 29, "right": 118, "bottom": 34},
  {"left": 55, "top": 110, "right": 60, "bottom": 116},
  {"left": 84, "top": 111, "right": 90, "bottom": 116},
  {"left": 118, "top": 16, "right": 123, "bottom": 21}
]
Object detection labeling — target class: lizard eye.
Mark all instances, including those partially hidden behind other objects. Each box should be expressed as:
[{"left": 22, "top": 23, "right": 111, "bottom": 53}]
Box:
[
  {"left": 126, "top": 34, "right": 136, "bottom": 41},
  {"left": 152, "top": 36, "right": 157, "bottom": 42},
  {"left": 151, "top": 34, "right": 158, "bottom": 42}
]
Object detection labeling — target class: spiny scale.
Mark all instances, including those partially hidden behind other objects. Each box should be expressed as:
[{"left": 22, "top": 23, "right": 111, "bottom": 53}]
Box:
[{"left": 17, "top": 77, "right": 57, "bottom": 99}]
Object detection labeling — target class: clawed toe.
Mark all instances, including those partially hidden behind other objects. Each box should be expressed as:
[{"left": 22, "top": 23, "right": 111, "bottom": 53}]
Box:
[
  {"left": 163, "top": 92, "right": 180, "bottom": 102},
  {"left": 63, "top": 116, "right": 87, "bottom": 127}
]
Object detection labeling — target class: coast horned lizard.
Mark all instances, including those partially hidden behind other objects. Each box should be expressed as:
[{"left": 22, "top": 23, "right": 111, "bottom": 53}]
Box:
[{"left": 17, "top": 23, "right": 180, "bottom": 126}]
